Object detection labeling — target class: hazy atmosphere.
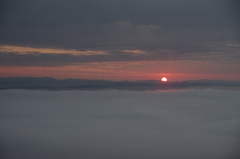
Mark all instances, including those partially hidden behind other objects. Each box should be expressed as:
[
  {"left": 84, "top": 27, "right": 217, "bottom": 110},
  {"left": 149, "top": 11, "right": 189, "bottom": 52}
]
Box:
[
  {"left": 1, "top": 90, "right": 240, "bottom": 159},
  {"left": 1, "top": 0, "right": 240, "bottom": 81},
  {"left": 1, "top": 1, "right": 240, "bottom": 159}
]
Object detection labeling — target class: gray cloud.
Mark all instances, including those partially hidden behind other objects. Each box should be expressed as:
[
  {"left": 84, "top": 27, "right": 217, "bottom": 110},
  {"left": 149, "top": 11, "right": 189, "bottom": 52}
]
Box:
[
  {"left": 0, "top": 0, "right": 239, "bottom": 52},
  {"left": 1, "top": 45, "right": 240, "bottom": 67},
  {"left": 0, "top": 89, "right": 240, "bottom": 159},
  {"left": 1, "top": 0, "right": 238, "bottom": 28}
]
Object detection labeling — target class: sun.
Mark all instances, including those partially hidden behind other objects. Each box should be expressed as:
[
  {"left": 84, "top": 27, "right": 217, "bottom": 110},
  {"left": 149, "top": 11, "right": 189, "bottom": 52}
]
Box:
[{"left": 161, "top": 77, "right": 167, "bottom": 82}]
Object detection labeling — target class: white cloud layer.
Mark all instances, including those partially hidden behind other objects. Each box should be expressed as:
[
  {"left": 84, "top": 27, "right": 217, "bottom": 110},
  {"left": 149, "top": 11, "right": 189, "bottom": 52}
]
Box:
[{"left": 0, "top": 89, "right": 240, "bottom": 159}]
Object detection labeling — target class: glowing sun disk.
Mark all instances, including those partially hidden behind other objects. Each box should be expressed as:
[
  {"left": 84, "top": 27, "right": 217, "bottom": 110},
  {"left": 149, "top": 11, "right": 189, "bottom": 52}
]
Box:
[{"left": 161, "top": 77, "right": 167, "bottom": 82}]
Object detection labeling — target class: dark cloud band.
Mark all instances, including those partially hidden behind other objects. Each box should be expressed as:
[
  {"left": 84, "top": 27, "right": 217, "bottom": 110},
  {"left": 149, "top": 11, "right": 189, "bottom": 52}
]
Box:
[{"left": 0, "top": 77, "right": 240, "bottom": 91}]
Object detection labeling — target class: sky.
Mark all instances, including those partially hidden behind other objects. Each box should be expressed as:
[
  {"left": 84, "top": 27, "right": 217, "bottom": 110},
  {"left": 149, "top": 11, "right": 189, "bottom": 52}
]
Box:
[
  {"left": 0, "top": 0, "right": 240, "bottom": 81},
  {"left": 1, "top": 89, "right": 240, "bottom": 159}
]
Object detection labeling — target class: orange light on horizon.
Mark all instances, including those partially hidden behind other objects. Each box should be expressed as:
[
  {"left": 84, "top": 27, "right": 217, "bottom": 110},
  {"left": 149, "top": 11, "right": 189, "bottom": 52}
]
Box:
[{"left": 1, "top": 65, "right": 240, "bottom": 81}]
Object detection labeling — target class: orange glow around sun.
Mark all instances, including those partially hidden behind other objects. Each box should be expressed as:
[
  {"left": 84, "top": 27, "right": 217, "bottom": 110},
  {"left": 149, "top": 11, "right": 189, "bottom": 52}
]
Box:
[{"left": 161, "top": 77, "right": 167, "bottom": 82}]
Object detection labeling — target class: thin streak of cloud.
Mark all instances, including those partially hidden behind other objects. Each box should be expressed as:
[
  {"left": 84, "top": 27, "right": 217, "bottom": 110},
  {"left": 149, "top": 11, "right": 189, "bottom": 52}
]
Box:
[
  {"left": 122, "top": 50, "right": 148, "bottom": 55},
  {"left": 0, "top": 49, "right": 239, "bottom": 67},
  {"left": 0, "top": 45, "right": 110, "bottom": 55}
]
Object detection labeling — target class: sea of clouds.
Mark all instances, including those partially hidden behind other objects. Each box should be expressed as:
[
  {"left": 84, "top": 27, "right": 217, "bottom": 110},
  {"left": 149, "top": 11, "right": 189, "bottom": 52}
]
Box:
[{"left": 0, "top": 89, "right": 240, "bottom": 159}]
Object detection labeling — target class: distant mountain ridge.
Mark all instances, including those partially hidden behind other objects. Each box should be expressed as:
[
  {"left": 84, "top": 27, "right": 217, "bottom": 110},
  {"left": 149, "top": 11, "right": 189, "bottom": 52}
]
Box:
[{"left": 0, "top": 77, "right": 240, "bottom": 91}]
